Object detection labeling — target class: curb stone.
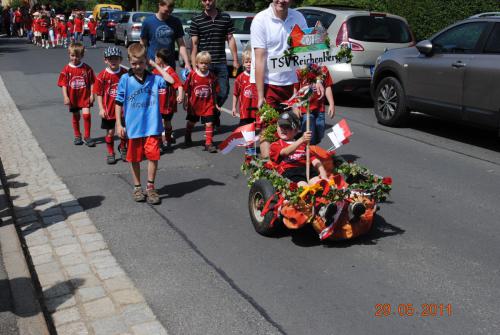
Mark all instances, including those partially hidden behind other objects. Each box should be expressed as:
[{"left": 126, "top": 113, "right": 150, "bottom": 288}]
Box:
[{"left": 0, "top": 75, "right": 169, "bottom": 335}]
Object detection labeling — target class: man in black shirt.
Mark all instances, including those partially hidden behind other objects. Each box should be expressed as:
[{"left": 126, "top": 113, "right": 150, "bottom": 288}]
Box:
[{"left": 189, "top": 0, "right": 239, "bottom": 127}]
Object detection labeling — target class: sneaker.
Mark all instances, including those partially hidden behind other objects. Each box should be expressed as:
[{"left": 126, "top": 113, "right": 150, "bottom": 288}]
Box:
[
  {"left": 204, "top": 144, "right": 218, "bottom": 153},
  {"left": 146, "top": 188, "right": 161, "bottom": 205},
  {"left": 119, "top": 146, "right": 127, "bottom": 162},
  {"left": 74, "top": 137, "right": 84, "bottom": 145},
  {"left": 106, "top": 154, "right": 116, "bottom": 165},
  {"left": 133, "top": 188, "right": 146, "bottom": 202},
  {"left": 184, "top": 134, "right": 193, "bottom": 147},
  {"left": 83, "top": 137, "right": 96, "bottom": 147}
]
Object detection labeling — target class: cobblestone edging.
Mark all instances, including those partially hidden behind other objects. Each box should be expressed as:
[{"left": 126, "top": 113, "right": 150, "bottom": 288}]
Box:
[{"left": 0, "top": 76, "right": 168, "bottom": 335}]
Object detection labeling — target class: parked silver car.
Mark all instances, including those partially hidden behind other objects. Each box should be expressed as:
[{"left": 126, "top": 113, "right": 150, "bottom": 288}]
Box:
[
  {"left": 297, "top": 6, "right": 415, "bottom": 94},
  {"left": 115, "top": 11, "right": 154, "bottom": 47},
  {"left": 371, "top": 14, "right": 500, "bottom": 132}
]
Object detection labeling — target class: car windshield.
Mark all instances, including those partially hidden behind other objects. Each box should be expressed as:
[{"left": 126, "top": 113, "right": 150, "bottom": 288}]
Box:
[
  {"left": 348, "top": 16, "right": 412, "bottom": 43},
  {"left": 133, "top": 13, "right": 153, "bottom": 23},
  {"left": 108, "top": 11, "right": 123, "bottom": 20},
  {"left": 231, "top": 17, "right": 253, "bottom": 34}
]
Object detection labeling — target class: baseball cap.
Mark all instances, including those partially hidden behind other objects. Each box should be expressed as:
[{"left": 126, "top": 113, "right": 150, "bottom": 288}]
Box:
[
  {"left": 104, "top": 47, "right": 122, "bottom": 58},
  {"left": 278, "top": 111, "right": 300, "bottom": 129}
]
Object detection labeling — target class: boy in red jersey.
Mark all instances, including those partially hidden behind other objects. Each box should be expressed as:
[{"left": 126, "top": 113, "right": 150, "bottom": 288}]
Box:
[
  {"left": 94, "top": 47, "right": 128, "bottom": 164},
  {"left": 67, "top": 16, "right": 74, "bottom": 44},
  {"left": 57, "top": 17, "right": 67, "bottom": 47},
  {"left": 87, "top": 15, "right": 97, "bottom": 48},
  {"left": 57, "top": 42, "right": 96, "bottom": 147},
  {"left": 73, "top": 13, "right": 83, "bottom": 42},
  {"left": 183, "top": 51, "right": 220, "bottom": 153},
  {"left": 269, "top": 111, "right": 328, "bottom": 187},
  {"left": 294, "top": 65, "right": 335, "bottom": 145},
  {"left": 153, "top": 48, "right": 184, "bottom": 153},
  {"left": 39, "top": 12, "right": 49, "bottom": 49}
]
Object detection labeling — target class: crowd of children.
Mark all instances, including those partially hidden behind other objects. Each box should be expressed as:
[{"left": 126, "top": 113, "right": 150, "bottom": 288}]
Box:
[{"left": 56, "top": 41, "right": 335, "bottom": 204}]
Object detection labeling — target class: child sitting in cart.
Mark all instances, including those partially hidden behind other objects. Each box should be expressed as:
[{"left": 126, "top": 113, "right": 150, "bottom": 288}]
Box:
[{"left": 269, "top": 111, "right": 329, "bottom": 187}]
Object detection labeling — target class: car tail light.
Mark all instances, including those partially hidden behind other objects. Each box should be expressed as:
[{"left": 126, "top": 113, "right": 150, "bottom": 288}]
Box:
[
  {"left": 335, "top": 21, "right": 364, "bottom": 51},
  {"left": 132, "top": 25, "right": 141, "bottom": 31},
  {"left": 107, "top": 21, "right": 116, "bottom": 27}
]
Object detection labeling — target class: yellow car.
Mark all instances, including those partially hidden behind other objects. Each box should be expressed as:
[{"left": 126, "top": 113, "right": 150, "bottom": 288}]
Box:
[{"left": 93, "top": 4, "right": 123, "bottom": 21}]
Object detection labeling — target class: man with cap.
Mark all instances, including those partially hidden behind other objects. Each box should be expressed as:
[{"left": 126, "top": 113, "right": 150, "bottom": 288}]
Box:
[{"left": 269, "top": 110, "right": 328, "bottom": 187}]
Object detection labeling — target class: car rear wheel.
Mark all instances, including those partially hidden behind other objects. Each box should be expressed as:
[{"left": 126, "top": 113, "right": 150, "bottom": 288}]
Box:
[{"left": 374, "top": 76, "right": 408, "bottom": 126}]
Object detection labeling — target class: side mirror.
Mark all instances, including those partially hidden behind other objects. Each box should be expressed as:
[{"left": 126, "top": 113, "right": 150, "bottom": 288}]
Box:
[{"left": 416, "top": 40, "right": 433, "bottom": 56}]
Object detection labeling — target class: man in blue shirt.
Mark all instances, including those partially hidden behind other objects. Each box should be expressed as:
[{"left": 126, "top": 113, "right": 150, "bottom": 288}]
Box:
[
  {"left": 140, "top": 0, "right": 191, "bottom": 71},
  {"left": 116, "top": 43, "right": 175, "bottom": 205}
]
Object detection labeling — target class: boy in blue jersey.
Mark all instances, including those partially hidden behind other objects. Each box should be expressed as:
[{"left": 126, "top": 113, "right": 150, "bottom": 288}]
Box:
[{"left": 115, "top": 43, "right": 175, "bottom": 204}]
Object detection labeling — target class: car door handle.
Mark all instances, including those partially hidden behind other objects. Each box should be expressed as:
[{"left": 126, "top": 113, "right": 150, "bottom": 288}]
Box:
[{"left": 452, "top": 61, "right": 466, "bottom": 68}]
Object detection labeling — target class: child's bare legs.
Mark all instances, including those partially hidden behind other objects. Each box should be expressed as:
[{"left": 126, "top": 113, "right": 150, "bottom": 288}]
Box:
[
  {"left": 130, "top": 162, "right": 141, "bottom": 186},
  {"left": 147, "top": 160, "right": 158, "bottom": 188}
]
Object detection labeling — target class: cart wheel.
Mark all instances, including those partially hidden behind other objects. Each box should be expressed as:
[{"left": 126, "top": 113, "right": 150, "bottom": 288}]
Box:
[{"left": 248, "top": 179, "right": 279, "bottom": 236}]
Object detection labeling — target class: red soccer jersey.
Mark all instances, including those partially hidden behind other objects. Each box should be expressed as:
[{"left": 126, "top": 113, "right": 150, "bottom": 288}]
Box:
[
  {"left": 294, "top": 68, "right": 334, "bottom": 113},
  {"left": 74, "top": 17, "right": 83, "bottom": 33},
  {"left": 234, "top": 71, "right": 258, "bottom": 120},
  {"left": 93, "top": 67, "right": 128, "bottom": 119},
  {"left": 38, "top": 18, "right": 48, "bottom": 33},
  {"left": 67, "top": 21, "right": 74, "bottom": 34},
  {"left": 153, "top": 66, "right": 182, "bottom": 115},
  {"left": 183, "top": 70, "right": 219, "bottom": 117},
  {"left": 58, "top": 22, "right": 67, "bottom": 37},
  {"left": 87, "top": 20, "right": 97, "bottom": 35},
  {"left": 14, "top": 10, "right": 22, "bottom": 23},
  {"left": 57, "top": 63, "right": 95, "bottom": 108},
  {"left": 270, "top": 139, "right": 318, "bottom": 172}
]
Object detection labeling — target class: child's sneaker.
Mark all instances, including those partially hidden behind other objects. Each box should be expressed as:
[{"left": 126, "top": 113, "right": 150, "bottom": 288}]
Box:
[
  {"left": 74, "top": 137, "right": 84, "bottom": 145},
  {"left": 84, "top": 137, "right": 96, "bottom": 147},
  {"left": 119, "top": 146, "right": 127, "bottom": 162},
  {"left": 146, "top": 189, "right": 161, "bottom": 205},
  {"left": 184, "top": 134, "right": 193, "bottom": 147},
  {"left": 160, "top": 142, "right": 172, "bottom": 154},
  {"left": 106, "top": 154, "right": 116, "bottom": 165},
  {"left": 204, "top": 144, "right": 218, "bottom": 153},
  {"left": 133, "top": 187, "right": 146, "bottom": 202}
]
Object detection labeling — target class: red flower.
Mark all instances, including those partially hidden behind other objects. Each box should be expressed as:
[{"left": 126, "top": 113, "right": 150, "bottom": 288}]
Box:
[
  {"left": 382, "top": 177, "right": 393, "bottom": 185},
  {"left": 289, "top": 182, "right": 298, "bottom": 192}
]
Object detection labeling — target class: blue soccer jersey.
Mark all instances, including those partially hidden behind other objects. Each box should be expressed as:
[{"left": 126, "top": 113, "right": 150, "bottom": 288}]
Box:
[{"left": 116, "top": 70, "right": 166, "bottom": 139}]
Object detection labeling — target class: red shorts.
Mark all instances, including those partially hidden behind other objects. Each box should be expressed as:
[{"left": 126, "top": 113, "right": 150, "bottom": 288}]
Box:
[
  {"left": 264, "top": 84, "right": 294, "bottom": 110},
  {"left": 127, "top": 136, "right": 161, "bottom": 163}
]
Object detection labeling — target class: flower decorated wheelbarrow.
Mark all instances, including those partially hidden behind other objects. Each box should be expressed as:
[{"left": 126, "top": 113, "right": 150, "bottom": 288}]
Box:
[{"left": 242, "top": 147, "right": 392, "bottom": 241}]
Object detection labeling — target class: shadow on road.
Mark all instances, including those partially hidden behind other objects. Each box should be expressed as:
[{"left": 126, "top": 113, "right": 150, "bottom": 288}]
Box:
[
  {"left": 158, "top": 178, "right": 225, "bottom": 198},
  {"left": 335, "top": 93, "right": 373, "bottom": 108},
  {"left": 404, "top": 113, "right": 500, "bottom": 152}
]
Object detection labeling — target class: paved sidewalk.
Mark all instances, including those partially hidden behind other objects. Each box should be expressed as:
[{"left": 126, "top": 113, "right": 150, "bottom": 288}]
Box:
[{"left": 0, "top": 75, "right": 169, "bottom": 335}]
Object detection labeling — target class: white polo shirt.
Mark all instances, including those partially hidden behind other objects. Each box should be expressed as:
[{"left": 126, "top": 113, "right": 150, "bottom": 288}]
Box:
[{"left": 250, "top": 4, "right": 307, "bottom": 86}]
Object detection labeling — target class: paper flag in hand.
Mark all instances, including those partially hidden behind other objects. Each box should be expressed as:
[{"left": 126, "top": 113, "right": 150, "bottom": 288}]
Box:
[
  {"left": 218, "top": 123, "right": 257, "bottom": 154},
  {"left": 327, "top": 119, "right": 352, "bottom": 149}
]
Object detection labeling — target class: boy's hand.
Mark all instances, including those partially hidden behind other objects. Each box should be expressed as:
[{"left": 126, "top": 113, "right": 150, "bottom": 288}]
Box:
[
  {"left": 327, "top": 105, "right": 335, "bottom": 118},
  {"left": 89, "top": 94, "right": 94, "bottom": 104},
  {"left": 315, "top": 81, "right": 325, "bottom": 100},
  {"left": 99, "top": 108, "right": 105, "bottom": 118},
  {"left": 301, "top": 131, "right": 312, "bottom": 144},
  {"left": 232, "top": 107, "right": 237, "bottom": 117},
  {"left": 63, "top": 96, "right": 70, "bottom": 105},
  {"left": 117, "top": 124, "right": 125, "bottom": 139},
  {"left": 215, "top": 105, "right": 221, "bottom": 111},
  {"left": 176, "top": 93, "right": 184, "bottom": 104}
]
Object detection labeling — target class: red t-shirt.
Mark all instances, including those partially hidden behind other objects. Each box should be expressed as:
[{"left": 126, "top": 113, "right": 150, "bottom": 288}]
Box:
[
  {"left": 74, "top": 17, "right": 83, "bottom": 33},
  {"left": 57, "top": 63, "right": 95, "bottom": 108},
  {"left": 269, "top": 139, "right": 318, "bottom": 171},
  {"left": 152, "top": 66, "right": 182, "bottom": 115},
  {"left": 88, "top": 20, "right": 97, "bottom": 35},
  {"left": 67, "top": 21, "right": 74, "bottom": 34},
  {"left": 14, "top": 10, "right": 22, "bottom": 23},
  {"left": 58, "top": 22, "right": 67, "bottom": 37},
  {"left": 24, "top": 16, "right": 32, "bottom": 30},
  {"left": 294, "top": 68, "right": 334, "bottom": 113},
  {"left": 234, "top": 71, "right": 258, "bottom": 119},
  {"left": 38, "top": 18, "right": 48, "bottom": 33},
  {"left": 183, "top": 70, "right": 219, "bottom": 117},
  {"left": 93, "top": 67, "right": 128, "bottom": 119}
]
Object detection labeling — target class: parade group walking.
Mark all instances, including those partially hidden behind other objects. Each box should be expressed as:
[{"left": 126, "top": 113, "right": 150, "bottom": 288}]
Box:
[{"left": 7, "top": 0, "right": 337, "bottom": 206}]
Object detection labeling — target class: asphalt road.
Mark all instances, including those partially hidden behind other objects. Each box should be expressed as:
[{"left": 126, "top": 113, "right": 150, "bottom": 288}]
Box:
[{"left": 1, "top": 37, "right": 500, "bottom": 335}]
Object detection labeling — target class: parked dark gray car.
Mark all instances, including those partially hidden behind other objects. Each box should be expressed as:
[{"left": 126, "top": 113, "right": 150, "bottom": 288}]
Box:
[{"left": 371, "top": 14, "right": 500, "bottom": 133}]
